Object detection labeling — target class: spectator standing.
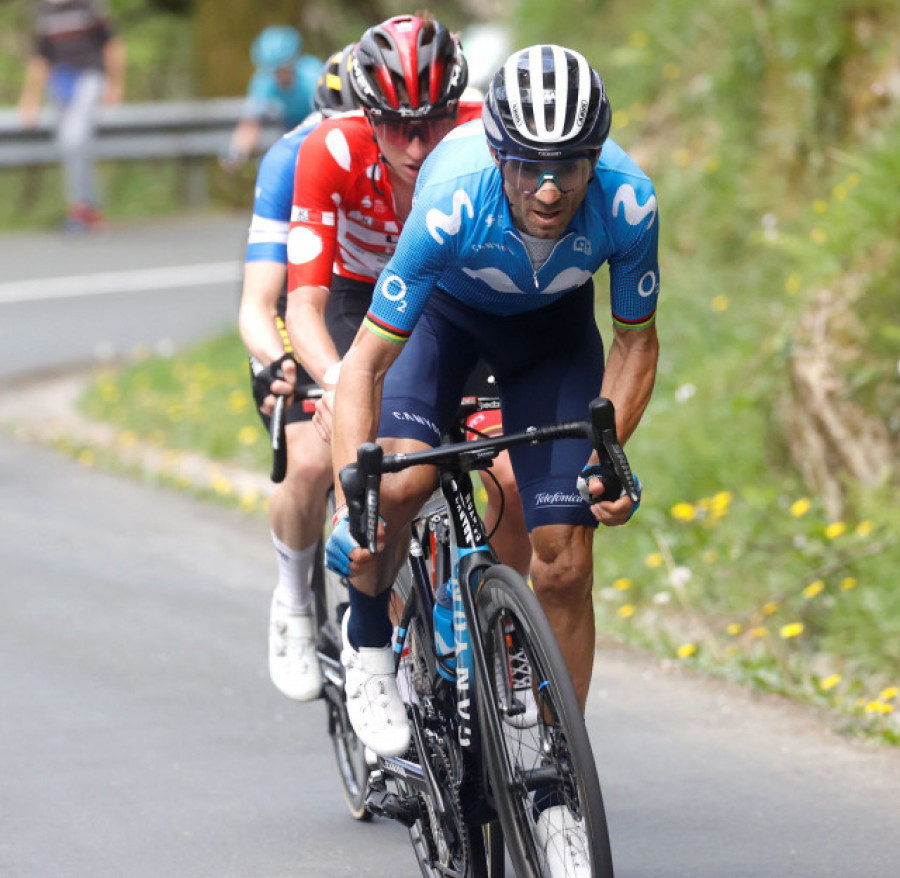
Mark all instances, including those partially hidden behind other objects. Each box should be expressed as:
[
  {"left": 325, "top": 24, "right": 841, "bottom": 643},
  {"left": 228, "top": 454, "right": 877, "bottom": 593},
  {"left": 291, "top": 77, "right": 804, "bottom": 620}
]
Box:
[{"left": 18, "top": 0, "right": 126, "bottom": 232}]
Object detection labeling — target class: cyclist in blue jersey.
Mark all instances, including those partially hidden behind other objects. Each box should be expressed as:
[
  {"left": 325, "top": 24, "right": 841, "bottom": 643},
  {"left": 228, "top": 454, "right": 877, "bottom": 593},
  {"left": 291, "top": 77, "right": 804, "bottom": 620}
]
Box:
[
  {"left": 225, "top": 25, "right": 322, "bottom": 170},
  {"left": 326, "top": 48, "right": 659, "bottom": 866},
  {"left": 239, "top": 45, "right": 357, "bottom": 702}
]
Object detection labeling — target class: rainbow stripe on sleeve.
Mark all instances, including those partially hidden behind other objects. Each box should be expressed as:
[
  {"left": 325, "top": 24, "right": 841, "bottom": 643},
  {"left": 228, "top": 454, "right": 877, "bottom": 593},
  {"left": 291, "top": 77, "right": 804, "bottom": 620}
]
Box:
[
  {"left": 363, "top": 313, "right": 411, "bottom": 344},
  {"left": 613, "top": 308, "right": 656, "bottom": 331}
]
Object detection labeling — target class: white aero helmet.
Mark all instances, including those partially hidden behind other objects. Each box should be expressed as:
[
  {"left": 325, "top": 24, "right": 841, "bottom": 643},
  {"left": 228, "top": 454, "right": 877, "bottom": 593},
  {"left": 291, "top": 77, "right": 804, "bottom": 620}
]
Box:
[{"left": 482, "top": 44, "right": 611, "bottom": 160}]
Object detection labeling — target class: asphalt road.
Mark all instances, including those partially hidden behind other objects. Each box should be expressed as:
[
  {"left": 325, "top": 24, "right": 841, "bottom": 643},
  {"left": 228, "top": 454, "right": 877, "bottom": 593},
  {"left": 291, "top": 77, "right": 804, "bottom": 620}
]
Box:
[
  {"left": 2, "top": 436, "right": 899, "bottom": 878},
  {"left": 0, "top": 213, "right": 247, "bottom": 381},
  {"left": 1, "top": 214, "right": 898, "bottom": 876}
]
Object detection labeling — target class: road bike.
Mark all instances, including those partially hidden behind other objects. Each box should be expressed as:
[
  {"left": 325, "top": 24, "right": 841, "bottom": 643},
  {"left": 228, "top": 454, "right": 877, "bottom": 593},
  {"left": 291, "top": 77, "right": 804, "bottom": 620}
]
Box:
[
  {"left": 340, "top": 397, "right": 638, "bottom": 877},
  {"left": 270, "top": 385, "right": 374, "bottom": 821}
]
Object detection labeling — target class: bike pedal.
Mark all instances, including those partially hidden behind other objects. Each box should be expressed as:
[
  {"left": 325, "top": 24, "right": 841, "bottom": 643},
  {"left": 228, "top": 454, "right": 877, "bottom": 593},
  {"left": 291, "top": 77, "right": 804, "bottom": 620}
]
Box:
[{"left": 365, "top": 789, "right": 421, "bottom": 827}]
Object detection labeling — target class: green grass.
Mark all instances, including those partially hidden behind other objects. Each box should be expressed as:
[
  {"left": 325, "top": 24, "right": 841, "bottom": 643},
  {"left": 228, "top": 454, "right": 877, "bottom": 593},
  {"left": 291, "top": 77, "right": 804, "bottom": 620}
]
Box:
[{"left": 73, "top": 0, "right": 900, "bottom": 742}]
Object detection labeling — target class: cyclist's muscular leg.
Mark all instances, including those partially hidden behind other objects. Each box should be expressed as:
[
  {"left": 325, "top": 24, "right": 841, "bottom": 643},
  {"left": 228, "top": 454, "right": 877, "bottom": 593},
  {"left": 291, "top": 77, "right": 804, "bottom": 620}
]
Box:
[
  {"left": 269, "top": 421, "right": 333, "bottom": 593},
  {"left": 528, "top": 524, "right": 596, "bottom": 709}
]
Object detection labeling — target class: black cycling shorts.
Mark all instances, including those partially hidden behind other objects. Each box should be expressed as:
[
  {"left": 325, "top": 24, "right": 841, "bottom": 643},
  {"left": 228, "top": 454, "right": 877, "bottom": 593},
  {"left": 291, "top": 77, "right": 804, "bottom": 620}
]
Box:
[{"left": 379, "top": 279, "right": 605, "bottom": 530}]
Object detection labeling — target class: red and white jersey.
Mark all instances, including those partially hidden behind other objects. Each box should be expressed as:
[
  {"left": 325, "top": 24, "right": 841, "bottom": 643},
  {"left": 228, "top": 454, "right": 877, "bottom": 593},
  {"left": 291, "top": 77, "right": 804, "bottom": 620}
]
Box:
[{"left": 287, "top": 103, "right": 483, "bottom": 290}]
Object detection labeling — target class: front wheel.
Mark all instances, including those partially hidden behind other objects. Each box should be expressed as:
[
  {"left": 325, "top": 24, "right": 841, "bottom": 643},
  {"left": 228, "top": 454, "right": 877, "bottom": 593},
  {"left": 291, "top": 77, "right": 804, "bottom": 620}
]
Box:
[{"left": 476, "top": 566, "right": 614, "bottom": 878}]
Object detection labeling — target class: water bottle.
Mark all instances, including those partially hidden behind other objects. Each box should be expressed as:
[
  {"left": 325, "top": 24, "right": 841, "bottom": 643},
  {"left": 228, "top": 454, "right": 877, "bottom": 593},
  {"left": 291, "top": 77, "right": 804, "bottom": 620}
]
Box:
[{"left": 433, "top": 580, "right": 456, "bottom": 681}]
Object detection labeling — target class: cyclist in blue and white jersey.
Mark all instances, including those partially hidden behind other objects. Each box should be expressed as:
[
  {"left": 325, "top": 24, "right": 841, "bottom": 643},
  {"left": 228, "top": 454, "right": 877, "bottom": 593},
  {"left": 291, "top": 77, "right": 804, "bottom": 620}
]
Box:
[
  {"left": 238, "top": 45, "right": 357, "bottom": 702},
  {"left": 327, "top": 47, "right": 659, "bottom": 865},
  {"left": 224, "top": 25, "right": 322, "bottom": 169}
]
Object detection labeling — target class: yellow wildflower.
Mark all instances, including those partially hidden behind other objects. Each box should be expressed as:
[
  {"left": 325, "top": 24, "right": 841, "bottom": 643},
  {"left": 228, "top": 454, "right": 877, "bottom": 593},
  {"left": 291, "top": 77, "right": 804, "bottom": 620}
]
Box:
[
  {"left": 762, "top": 602, "right": 778, "bottom": 616},
  {"left": 840, "top": 577, "right": 857, "bottom": 591},
  {"left": 612, "top": 578, "right": 633, "bottom": 591},
  {"left": 711, "top": 295, "right": 729, "bottom": 312},
  {"left": 211, "top": 473, "right": 232, "bottom": 496},
  {"left": 779, "top": 622, "right": 804, "bottom": 639},
  {"left": 812, "top": 199, "right": 827, "bottom": 214},
  {"left": 785, "top": 274, "right": 803, "bottom": 295},
  {"left": 237, "top": 426, "right": 260, "bottom": 446},
  {"left": 879, "top": 687, "right": 899, "bottom": 702},
  {"left": 749, "top": 626, "right": 768, "bottom": 638},
  {"left": 676, "top": 643, "right": 697, "bottom": 659},
  {"left": 803, "top": 580, "right": 825, "bottom": 599},
  {"left": 725, "top": 623, "right": 742, "bottom": 636},
  {"left": 78, "top": 449, "right": 97, "bottom": 467},
  {"left": 790, "top": 497, "right": 811, "bottom": 517},
  {"left": 865, "top": 701, "right": 893, "bottom": 715},
  {"left": 617, "top": 605, "right": 636, "bottom": 619},
  {"left": 856, "top": 520, "right": 874, "bottom": 537},
  {"left": 824, "top": 522, "right": 846, "bottom": 539},
  {"left": 670, "top": 502, "right": 696, "bottom": 521},
  {"left": 810, "top": 227, "right": 827, "bottom": 245},
  {"left": 645, "top": 553, "right": 664, "bottom": 569},
  {"left": 820, "top": 674, "right": 841, "bottom": 691}
]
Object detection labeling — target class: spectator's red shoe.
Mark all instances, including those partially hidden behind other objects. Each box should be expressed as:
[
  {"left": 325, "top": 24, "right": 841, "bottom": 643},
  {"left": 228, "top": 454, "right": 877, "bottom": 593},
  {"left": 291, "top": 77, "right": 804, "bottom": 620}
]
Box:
[{"left": 64, "top": 203, "right": 107, "bottom": 233}]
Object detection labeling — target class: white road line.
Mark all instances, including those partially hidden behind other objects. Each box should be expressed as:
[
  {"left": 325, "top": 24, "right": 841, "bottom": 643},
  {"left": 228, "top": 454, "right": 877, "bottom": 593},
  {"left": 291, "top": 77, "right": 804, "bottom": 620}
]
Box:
[{"left": 0, "top": 261, "right": 242, "bottom": 304}]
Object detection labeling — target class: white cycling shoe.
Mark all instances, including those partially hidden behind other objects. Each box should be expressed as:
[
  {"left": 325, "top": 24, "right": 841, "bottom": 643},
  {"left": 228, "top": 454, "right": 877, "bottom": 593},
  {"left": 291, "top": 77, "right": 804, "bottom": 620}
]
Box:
[
  {"left": 340, "top": 610, "right": 410, "bottom": 757},
  {"left": 268, "top": 596, "right": 323, "bottom": 702},
  {"left": 534, "top": 805, "right": 592, "bottom": 878}
]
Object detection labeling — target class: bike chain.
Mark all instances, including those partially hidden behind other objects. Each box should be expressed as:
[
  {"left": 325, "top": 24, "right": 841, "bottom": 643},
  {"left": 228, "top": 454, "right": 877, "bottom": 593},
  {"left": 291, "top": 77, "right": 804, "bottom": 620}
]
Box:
[{"left": 421, "top": 727, "right": 469, "bottom": 876}]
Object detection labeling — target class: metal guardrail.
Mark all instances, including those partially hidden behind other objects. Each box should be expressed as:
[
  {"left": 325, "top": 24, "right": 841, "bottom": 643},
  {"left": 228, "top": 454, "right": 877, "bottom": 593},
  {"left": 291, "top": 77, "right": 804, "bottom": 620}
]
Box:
[{"left": 0, "top": 98, "right": 283, "bottom": 167}]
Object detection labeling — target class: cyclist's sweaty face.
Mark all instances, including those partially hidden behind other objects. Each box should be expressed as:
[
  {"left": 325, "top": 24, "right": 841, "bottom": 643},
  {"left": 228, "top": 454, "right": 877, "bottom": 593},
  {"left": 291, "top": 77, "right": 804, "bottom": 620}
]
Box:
[{"left": 499, "top": 153, "right": 595, "bottom": 239}]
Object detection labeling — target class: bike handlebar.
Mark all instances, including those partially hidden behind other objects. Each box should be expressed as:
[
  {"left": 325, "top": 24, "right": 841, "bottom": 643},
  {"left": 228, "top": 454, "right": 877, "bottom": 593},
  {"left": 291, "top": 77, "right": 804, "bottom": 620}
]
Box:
[
  {"left": 340, "top": 396, "right": 639, "bottom": 550},
  {"left": 269, "top": 384, "right": 323, "bottom": 483}
]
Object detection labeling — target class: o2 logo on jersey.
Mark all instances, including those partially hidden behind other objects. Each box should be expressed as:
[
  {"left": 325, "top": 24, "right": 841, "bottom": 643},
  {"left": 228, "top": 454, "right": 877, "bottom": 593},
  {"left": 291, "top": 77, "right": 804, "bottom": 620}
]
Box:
[
  {"left": 426, "top": 190, "right": 474, "bottom": 244},
  {"left": 381, "top": 274, "right": 408, "bottom": 311},
  {"left": 612, "top": 184, "right": 658, "bottom": 229},
  {"left": 638, "top": 270, "right": 658, "bottom": 297},
  {"left": 573, "top": 236, "right": 592, "bottom": 255}
]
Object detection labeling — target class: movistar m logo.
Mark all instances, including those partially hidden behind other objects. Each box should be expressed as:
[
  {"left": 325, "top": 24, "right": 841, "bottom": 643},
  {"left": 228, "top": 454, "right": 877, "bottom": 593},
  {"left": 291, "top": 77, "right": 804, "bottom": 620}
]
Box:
[
  {"left": 612, "top": 184, "right": 658, "bottom": 229},
  {"left": 426, "top": 190, "right": 474, "bottom": 244}
]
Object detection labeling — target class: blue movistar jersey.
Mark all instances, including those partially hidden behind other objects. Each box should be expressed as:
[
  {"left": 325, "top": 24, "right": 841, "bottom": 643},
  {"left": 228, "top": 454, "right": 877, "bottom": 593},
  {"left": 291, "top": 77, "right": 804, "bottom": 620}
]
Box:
[
  {"left": 364, "top": 120, "right": 659, "bottom": 344},
  {"left": 245, "top": 113, "right": 321, "bottom": 265}
]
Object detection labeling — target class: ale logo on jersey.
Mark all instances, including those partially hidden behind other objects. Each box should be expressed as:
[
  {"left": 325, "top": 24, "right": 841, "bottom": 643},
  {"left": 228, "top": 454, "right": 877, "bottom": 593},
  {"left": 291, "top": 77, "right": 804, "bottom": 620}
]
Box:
[{"left": 426, "top": 190, "right": 474, "bottom": 244}]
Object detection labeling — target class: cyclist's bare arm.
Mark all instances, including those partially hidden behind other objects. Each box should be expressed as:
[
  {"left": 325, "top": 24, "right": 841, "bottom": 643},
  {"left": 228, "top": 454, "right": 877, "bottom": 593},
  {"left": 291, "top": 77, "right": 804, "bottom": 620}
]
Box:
[
  {"left": 238, "top": 261, "right": 296, "bottom": 410},
  {"left": 331, "top": 328, "right": 403, "bottom": 510},
  {"left": 284, "top": 283, "right": 343, "bottom": 389},
  {"left": 582, "top": 323, "right": 658, "bottom": 524},
  {"left": 600, "top": 322, "right": 659, "bottom": 446}
]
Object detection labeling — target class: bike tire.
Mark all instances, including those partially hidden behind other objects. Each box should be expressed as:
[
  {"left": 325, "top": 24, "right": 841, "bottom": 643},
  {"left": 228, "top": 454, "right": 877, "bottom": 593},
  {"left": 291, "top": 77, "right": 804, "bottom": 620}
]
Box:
[
  {"left": 475, "top": 566, "right": 614, "bottom": 878},
  {"left": 313, "top": 490, "right": 372, "bottom": 822}
]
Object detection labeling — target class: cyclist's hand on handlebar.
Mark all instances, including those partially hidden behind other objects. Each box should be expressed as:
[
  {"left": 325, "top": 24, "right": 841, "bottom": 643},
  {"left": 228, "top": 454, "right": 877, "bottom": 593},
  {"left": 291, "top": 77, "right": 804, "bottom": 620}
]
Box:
[
  {"left": 577, "top": 461, "right": 643, "bottom": 527},
  {"left": 326, "top": 510, "right": 385, "bottom": 577},
  {"left": 312, "top": 389, "right": 335, "bottom": 444},
  {"left": 253, "top": 353, "right": 297, "bottom": 416}
]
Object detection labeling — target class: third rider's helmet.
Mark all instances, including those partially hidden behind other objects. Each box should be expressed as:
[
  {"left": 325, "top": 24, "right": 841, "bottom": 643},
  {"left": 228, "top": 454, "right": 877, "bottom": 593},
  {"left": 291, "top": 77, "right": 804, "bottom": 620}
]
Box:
[
  {"left": 349, "top": 14, "right": 468, "bottom": 120},
  {"left": 483, "top": 45, "right": 611, "bottom": 160},
  {"left": 314, "top": 44, "right": 360, "bottom": 117}
]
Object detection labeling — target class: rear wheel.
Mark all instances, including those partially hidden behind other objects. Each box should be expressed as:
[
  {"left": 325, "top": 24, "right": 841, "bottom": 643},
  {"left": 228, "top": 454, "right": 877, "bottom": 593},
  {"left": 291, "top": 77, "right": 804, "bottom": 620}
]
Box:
[
  {"left": 313, "top": 490, "right": 372, "bottom": 821},
  {"left": 476, "top": 566, "right": 614, "bottom": 878}
]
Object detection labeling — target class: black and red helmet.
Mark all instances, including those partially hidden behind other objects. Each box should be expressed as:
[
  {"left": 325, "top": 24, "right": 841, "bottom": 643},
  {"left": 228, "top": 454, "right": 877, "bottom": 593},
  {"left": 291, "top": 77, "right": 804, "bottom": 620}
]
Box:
[{"left": 349, "top": 14, "right": 468, "bottom": 120}]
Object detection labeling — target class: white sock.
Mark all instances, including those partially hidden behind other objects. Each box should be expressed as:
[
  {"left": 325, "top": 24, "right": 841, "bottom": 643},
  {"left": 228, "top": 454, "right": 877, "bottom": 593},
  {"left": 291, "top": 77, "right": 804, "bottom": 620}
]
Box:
[{"left": 271, "top": 533, "right": 317, "bottom": 613}]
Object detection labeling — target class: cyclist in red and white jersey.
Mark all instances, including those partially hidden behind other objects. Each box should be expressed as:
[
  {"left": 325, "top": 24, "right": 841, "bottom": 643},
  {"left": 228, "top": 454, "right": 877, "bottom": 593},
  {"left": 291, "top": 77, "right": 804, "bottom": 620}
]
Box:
[{"left": 283, "top": 14, "right": 529, "bottom": 577}]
